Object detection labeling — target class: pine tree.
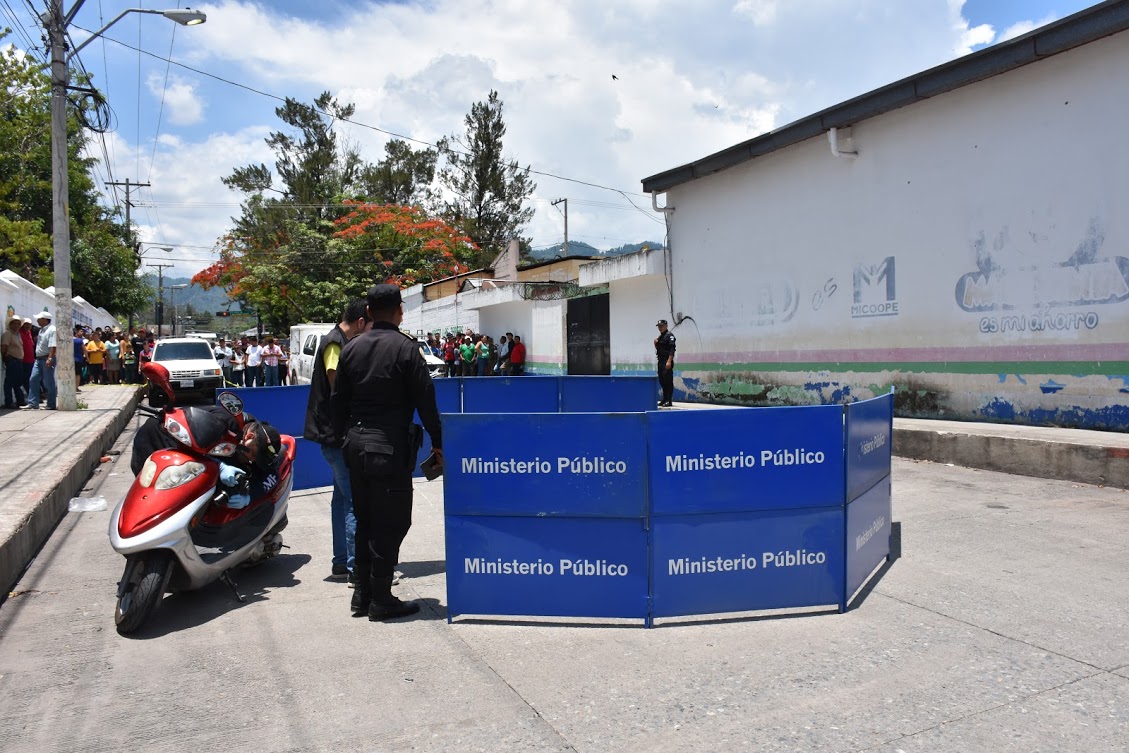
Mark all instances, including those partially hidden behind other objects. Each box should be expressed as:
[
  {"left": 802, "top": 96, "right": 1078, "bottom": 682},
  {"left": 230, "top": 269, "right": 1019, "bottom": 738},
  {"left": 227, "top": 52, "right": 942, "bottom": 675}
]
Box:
[{"left": 437, "top": 91, "right": 535, "bottom": 267}]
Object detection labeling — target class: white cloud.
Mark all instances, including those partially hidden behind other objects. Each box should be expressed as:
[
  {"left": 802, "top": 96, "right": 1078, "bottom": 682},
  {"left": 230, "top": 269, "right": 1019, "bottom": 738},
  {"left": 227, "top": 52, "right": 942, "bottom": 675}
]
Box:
[
  {"left": 124, "top": 0, "right": 1047, "bottom": 267},
  {"left": 146, "top": 73, "right": 205, "bottom": 125},
  {"left": 999, "top": 15, "right": 1059, "bottom": 43}
]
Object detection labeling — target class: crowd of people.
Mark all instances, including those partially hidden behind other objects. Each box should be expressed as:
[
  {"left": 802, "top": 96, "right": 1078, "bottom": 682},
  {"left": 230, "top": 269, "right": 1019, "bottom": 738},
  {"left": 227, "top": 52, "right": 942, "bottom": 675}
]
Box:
[
  {"left": 424, "top": 331, "right": 526, "bottom": 377},
  {"left": 211, "top": 335, "right": 291, "bottom": 388}
]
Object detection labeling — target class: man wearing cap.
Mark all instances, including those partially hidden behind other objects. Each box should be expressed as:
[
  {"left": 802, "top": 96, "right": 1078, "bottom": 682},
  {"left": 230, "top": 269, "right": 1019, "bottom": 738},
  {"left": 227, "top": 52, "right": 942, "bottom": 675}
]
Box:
[
  {"left": 2, "top": 315, "right": 26, "bottom": 408},
  {"left": 304, "top": 298, "right": 369, "bottom": 585},
  {"left": 24, "top": 310, "right": 57, "bottom": 410},
  {"left": 654, "top": 319, "right": 676, "bottom": 407},
  {"left": 331, "top": 283, "right": 443, "bottom": 621}
]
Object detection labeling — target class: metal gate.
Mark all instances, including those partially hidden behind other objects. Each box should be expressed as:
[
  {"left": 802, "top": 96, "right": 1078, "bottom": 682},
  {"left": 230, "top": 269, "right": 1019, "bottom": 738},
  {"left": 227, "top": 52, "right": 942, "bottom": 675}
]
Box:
[{"left": 566, "top": 294, "right": 610, "bottom": 375}]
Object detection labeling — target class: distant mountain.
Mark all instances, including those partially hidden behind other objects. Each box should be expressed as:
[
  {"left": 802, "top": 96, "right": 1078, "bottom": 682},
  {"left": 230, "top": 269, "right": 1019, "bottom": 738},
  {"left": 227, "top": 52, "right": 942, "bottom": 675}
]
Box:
[
  {"left": 525, "top": 240, "right": 663, "bottom": 262},
  {"left": 139, "top": 275, "right": 238, "bottom": 316}
]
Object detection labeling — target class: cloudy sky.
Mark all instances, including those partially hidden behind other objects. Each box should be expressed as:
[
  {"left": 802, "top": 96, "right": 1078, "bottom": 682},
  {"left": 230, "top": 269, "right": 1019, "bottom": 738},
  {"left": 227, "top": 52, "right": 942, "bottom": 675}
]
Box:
[{"left": 2, "top": 0, "right": 1104, "bottom": 276}]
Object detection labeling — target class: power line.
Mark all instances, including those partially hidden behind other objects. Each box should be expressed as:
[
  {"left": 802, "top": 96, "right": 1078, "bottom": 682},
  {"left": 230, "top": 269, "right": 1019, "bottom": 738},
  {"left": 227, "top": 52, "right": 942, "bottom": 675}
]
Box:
[{"left": 70, "top": 25, "right": 659, "bottom": 205}]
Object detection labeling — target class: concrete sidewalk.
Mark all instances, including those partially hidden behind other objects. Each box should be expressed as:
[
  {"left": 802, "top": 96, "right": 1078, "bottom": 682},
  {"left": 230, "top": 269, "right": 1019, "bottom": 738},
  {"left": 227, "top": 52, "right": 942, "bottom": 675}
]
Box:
[
  {"left": 2, "top": 391, "right": 1126, "bottom": 598},
  {"left": 0, "top": 385, "right": 142, "bottom": 595}
]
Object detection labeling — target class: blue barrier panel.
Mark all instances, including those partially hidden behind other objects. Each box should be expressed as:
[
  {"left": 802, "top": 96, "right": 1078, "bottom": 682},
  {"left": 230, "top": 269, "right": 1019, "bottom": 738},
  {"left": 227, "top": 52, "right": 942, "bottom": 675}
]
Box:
[
  {"left": 844, "top": 476, "right": 892, "bottom": 600},
  {"left": 845, "top": 392, "right": 893, "bottom": 502},
  {"left": 559, "top": 376, "right": 657, "bottom": 413},
  {"left": 461, "top": 376, "right": 560, "bottom": 413},
  {"left": 433, "top": 377, "right": 462, "bottom": 414},
  {"left": 293, "top": 436, "right": 333, "bottom": 490},
  {"left": 650, "top": 508, "right": 845, "bottom": 618},
  {"left": 648, "top": 406, "right": 845, "bottom": 515},
  {"left": 445, "top": 515, "right": 649, "bottom": 619},
  {"left": 219, "top": 385, "right": 309, "bottom": 437},
  {"left": 413, "top": 378, "right": 462, "bottom": 478},
  {"left": 444, "top": 413, "right": 648, "bottom": 518}
]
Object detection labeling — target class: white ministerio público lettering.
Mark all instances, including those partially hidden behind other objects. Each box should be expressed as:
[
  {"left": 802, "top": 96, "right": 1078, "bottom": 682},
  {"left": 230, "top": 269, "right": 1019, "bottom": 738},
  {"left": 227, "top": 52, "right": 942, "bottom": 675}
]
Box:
[
  {"left": 760, "top": 449, "right": 826, "bottom": 467},
  {"left": 668, "top": 554, "right": 759, "bottom": 575},
  {"left": 559, "top": 559, "right": 629, "bottom": 576},
  {"left": 665, "top": 451, "right": 759, "bottom": 472},
  {"left": 860, "top": 432, "right": 887, "bottom": 455},
  {"left": 460, "top": 456, "right": 627, "bottom": 475},
  {"left": 855, "top": 515, "right": 886, "bottom": 551},
  {"left": 461, "top": 457, "right": 554, "bottom": 474},
  {"left": 464, "top": 557, "right": 555, "bottom": 575}
]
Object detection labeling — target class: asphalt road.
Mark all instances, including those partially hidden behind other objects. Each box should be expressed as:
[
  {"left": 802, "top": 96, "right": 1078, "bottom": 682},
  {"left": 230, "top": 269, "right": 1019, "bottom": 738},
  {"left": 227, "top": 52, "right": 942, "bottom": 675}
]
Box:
[{"left": 0, "top": 423, "right": 1127, "bottom": 752}]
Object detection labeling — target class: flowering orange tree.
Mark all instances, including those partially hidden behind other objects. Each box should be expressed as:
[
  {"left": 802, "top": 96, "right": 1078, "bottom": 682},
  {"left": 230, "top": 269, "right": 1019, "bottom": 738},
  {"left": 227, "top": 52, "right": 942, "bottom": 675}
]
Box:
[
  {"left": 332, "top": 201, "right": 478, "bottom": 287},
  {"left": 193, "top": 204, "right": 478, "bottom": 328}
]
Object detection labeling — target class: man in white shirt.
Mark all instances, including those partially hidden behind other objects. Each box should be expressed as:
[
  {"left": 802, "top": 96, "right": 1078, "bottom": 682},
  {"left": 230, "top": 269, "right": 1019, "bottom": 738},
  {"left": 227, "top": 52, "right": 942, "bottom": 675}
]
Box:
[
  {"left": 213, "top": 337, "right": 234, "bottom": 386},
  {"left": 245, "top": 336, "right": 263, "bottom": 388},
  {"left": 24, "top": 310, "right": 57, "bottom": 410}
]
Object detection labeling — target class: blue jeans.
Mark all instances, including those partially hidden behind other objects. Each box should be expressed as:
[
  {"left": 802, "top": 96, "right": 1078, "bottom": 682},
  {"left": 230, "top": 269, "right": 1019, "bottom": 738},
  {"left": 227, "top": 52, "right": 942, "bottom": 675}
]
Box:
[
  {"left": 321, "top": 444, "right": 355, "bottom": 572},
  {"left": 246, "top": 365, "right": 261, "bottom": 387},
  {"left": 263, "top": 364, "right": 279, "bottom": 386},
  {"left": 27, "top": 356, "right": 56, "bottom": 409}
]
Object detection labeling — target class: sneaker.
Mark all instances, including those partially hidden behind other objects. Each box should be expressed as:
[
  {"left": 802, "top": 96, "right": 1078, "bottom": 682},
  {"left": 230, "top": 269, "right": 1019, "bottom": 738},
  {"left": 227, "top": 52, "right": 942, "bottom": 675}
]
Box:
[
  {"left": 347, "top": 571, "right": 356, "bottom": 588},
  {"left": 328, "top": 564, "right": 349, "bottom": 581},
  {"left": 19, "top": 404, "right": 36, "bottom": 410}
]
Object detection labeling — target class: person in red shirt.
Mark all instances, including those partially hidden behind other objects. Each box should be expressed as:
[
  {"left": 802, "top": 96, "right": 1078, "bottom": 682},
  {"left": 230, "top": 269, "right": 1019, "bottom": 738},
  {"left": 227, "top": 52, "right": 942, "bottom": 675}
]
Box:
[{"left": 508, "top": 335, "right": 526, "bottom": 376}]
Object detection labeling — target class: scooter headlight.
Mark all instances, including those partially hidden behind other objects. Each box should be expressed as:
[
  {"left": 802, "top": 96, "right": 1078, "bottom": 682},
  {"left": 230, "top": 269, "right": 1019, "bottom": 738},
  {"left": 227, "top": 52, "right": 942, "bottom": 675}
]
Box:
[
  {"left": 164, "top": 416, "right": 191, "bottom": 445},
  {"left": 155, "top": 461, "right": 206, "bottom": 490},
  {"left": 138, "top": 458, "right": 158, "bottom": 487}
]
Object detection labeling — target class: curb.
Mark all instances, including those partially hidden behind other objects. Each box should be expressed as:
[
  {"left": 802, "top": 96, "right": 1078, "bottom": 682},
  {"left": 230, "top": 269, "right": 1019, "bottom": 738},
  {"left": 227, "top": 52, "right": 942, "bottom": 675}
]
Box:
[
  {"left": 1, "top": 388, "right": 144, "bottom": 596},
  {"left": 894, "top": 424, "right": 1129, "bottom": 490}
]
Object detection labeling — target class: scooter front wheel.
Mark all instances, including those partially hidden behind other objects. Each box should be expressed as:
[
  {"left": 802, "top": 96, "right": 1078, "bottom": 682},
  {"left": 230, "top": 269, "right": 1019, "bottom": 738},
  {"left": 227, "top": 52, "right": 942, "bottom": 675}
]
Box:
[{"left": 115, "top": 552, "right": 172, "bottom": 635}]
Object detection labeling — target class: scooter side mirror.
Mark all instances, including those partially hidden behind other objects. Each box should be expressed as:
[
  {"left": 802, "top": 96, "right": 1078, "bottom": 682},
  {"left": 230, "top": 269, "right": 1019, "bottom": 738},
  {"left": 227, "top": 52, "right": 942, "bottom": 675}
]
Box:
[
  {"left": 217, "top": 391, "right": 244, "bottom": 417},
  {"left": 141, "top": 362, "right": 175, "bottom": 404}
]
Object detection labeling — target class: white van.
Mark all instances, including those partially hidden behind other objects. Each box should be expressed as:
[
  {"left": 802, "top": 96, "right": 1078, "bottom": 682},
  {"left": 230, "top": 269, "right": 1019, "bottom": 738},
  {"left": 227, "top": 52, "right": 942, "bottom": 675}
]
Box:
[{"left": 289, "top": 323, "right": 335, "bottom": 384}]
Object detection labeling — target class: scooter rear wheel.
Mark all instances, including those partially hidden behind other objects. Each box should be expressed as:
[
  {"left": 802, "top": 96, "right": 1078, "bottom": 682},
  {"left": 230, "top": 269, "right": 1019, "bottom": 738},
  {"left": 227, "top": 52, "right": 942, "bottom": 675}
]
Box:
[{"left": 115, "top": 552, "right": 172, "bottom": 635}]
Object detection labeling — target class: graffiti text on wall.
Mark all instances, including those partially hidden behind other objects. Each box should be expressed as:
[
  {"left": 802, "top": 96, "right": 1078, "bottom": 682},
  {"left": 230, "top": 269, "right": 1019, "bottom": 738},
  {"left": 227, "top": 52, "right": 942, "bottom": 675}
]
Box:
[
  {"left": 852, "top": 257, "right": 899, "bottom": 318},
  {"left": 978, "top": 311, "right": 1100, "bottom": 333},
  {"left": 956, "top": 257, "right": 1129, "bottom": 312}
]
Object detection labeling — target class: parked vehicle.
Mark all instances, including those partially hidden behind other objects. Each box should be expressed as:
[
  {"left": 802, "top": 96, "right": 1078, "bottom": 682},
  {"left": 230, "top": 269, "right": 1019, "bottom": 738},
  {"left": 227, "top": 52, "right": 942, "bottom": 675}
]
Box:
[
  {"left": 149, "top": 337, "right": 224, "bottom": 405},
  {"left": 288, "top": 323, "right": 335, "bottom": 385},
  {"left": 416, "top": 338, "right": 446, "bottom": 379},
  {"left": 109, "top": 363, "right": 295, "bottom": 634}
]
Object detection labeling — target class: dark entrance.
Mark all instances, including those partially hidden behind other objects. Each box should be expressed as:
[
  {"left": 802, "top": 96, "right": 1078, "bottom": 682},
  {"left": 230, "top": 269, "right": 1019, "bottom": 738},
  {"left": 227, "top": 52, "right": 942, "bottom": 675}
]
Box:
[{"left": 566, "top": 293, "right": 610, "bottom": 375}]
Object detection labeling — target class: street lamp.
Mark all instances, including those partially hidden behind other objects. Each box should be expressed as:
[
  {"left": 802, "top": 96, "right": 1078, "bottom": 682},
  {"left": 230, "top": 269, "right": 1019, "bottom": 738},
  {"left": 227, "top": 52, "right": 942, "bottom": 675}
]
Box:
[
  {"left": 167, "top": 283, "right": 188, "bottom": 337},
  {"left": 45, "top": 2, "right": 206, "bottom": 410}
]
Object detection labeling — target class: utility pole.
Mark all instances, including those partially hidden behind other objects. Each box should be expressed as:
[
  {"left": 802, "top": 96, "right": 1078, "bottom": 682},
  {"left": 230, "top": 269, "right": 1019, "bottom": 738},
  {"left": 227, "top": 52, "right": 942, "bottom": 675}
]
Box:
[
  {"left": 106, "top": 179, "right": 150, "bottom": 241},
  {"left": 551, "top": 198, "right": 569, "bottom": 257},
  {"left": 147, "top": 263, "right": 172, "bottom": 336},
  {"left": 46, "top": 0, "right": 76, "bottom": 410}
]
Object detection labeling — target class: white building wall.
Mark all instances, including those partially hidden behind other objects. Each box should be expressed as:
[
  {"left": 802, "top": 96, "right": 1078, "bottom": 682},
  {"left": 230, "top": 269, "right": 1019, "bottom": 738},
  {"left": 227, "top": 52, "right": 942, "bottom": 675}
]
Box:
[
  {"left": 530, "top": 300, "right": 566, "bottom": 373},
  {"left": 609, "top": 274, "right": 671, "bottom": 374},
  {"left": 662, "top": 31, "right": 1129, "bottom": 429}
]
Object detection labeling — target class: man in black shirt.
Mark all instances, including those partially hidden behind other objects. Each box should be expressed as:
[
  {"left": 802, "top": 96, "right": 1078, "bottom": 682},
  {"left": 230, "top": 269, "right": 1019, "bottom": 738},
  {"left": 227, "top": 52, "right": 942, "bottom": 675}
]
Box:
[
  {"left": 331, "top": 284, "right": 443, "bottom": 621},
  {"left": 654, "top": 319, "right": 677, "bottom": 407}
]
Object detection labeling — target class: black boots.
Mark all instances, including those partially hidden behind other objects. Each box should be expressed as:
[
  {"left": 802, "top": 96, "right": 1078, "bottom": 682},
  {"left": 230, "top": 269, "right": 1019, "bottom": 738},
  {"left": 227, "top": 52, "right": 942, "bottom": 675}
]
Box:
[
  {"left": 366, "top": 576, "right": 420, "bottom": 621},
  {"left": 350, "top": 585, "right": 371, "bottom": 616}
]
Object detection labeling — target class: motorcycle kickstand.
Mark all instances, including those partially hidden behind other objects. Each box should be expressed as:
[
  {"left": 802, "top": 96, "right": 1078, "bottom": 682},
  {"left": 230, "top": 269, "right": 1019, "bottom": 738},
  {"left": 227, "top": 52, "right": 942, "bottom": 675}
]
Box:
[{"left": 219, "top": 569, "right": 246, "bottom": 603}]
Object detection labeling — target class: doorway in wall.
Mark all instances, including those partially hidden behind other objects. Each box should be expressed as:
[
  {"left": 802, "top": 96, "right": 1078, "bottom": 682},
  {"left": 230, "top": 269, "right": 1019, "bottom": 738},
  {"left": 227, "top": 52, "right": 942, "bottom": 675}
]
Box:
[{"left": 566, "top": 293, "right": 610, "bottom": 375}]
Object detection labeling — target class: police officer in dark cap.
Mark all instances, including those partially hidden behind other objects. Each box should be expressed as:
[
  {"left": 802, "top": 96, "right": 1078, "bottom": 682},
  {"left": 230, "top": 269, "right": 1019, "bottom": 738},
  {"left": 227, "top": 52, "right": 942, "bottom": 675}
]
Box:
[
  {"left": 654, "top": 319, "right": 676, "bottom": 407},
  {"left": 331, "top": 283, "right": 443, "bottom": 620}
]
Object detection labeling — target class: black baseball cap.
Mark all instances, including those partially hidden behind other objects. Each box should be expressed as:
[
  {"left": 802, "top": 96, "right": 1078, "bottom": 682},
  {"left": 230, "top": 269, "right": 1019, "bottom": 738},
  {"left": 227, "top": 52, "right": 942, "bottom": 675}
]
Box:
[
  {"left": 368, "top": 283, "right": 402, "bottom": 312},
  {"left": 656, "top": 319, "right": 668, "bottom": 326}
]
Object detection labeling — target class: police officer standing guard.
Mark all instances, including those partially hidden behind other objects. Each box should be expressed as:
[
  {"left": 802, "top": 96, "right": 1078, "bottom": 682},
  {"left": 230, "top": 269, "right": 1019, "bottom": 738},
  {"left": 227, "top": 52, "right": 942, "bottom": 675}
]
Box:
[
  {"left": 654, "top": 319, "right": 676, "bottom": 407},
  {"left": 331, "top": 284, "right": 443, "bottom": 621}
]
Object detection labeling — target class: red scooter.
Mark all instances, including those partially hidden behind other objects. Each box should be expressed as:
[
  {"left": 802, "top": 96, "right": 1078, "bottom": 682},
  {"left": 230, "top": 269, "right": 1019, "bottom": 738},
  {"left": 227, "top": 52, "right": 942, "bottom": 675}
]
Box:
[{"left": 108, "top": 362, "right": 295, "bottom": 634}]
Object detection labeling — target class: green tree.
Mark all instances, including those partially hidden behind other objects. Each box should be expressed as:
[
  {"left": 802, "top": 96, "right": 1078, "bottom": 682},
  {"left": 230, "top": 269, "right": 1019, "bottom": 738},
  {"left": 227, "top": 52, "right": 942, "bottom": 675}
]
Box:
[
  {"left": 358, "top": 139, "right": 437, "bottom": 206},
  {"left": 437, "top": 90, "right": 536, "bottom": 267},
  {"left": 0, "top": 34, "right": 150, "bottom": 316}
]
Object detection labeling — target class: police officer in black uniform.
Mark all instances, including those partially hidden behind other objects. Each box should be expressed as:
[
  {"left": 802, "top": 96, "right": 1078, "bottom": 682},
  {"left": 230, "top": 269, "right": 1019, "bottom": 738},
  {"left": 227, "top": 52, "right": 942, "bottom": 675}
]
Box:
[
  {"left": 331, "top": 284, "right": 443, "bottom": 621},
  {"left": 654, "top": 319, "right": 676, "bottom": 407}
]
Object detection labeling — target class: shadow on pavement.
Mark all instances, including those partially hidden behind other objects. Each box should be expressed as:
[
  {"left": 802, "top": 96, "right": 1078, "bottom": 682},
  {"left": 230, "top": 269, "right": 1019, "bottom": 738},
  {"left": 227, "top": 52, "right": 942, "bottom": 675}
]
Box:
[
  {"left": 398, "top": 559, "right": 446, "bottom": 579},
  {"left": 122, "top": 552, "right": 312, "bottom": 639}
]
